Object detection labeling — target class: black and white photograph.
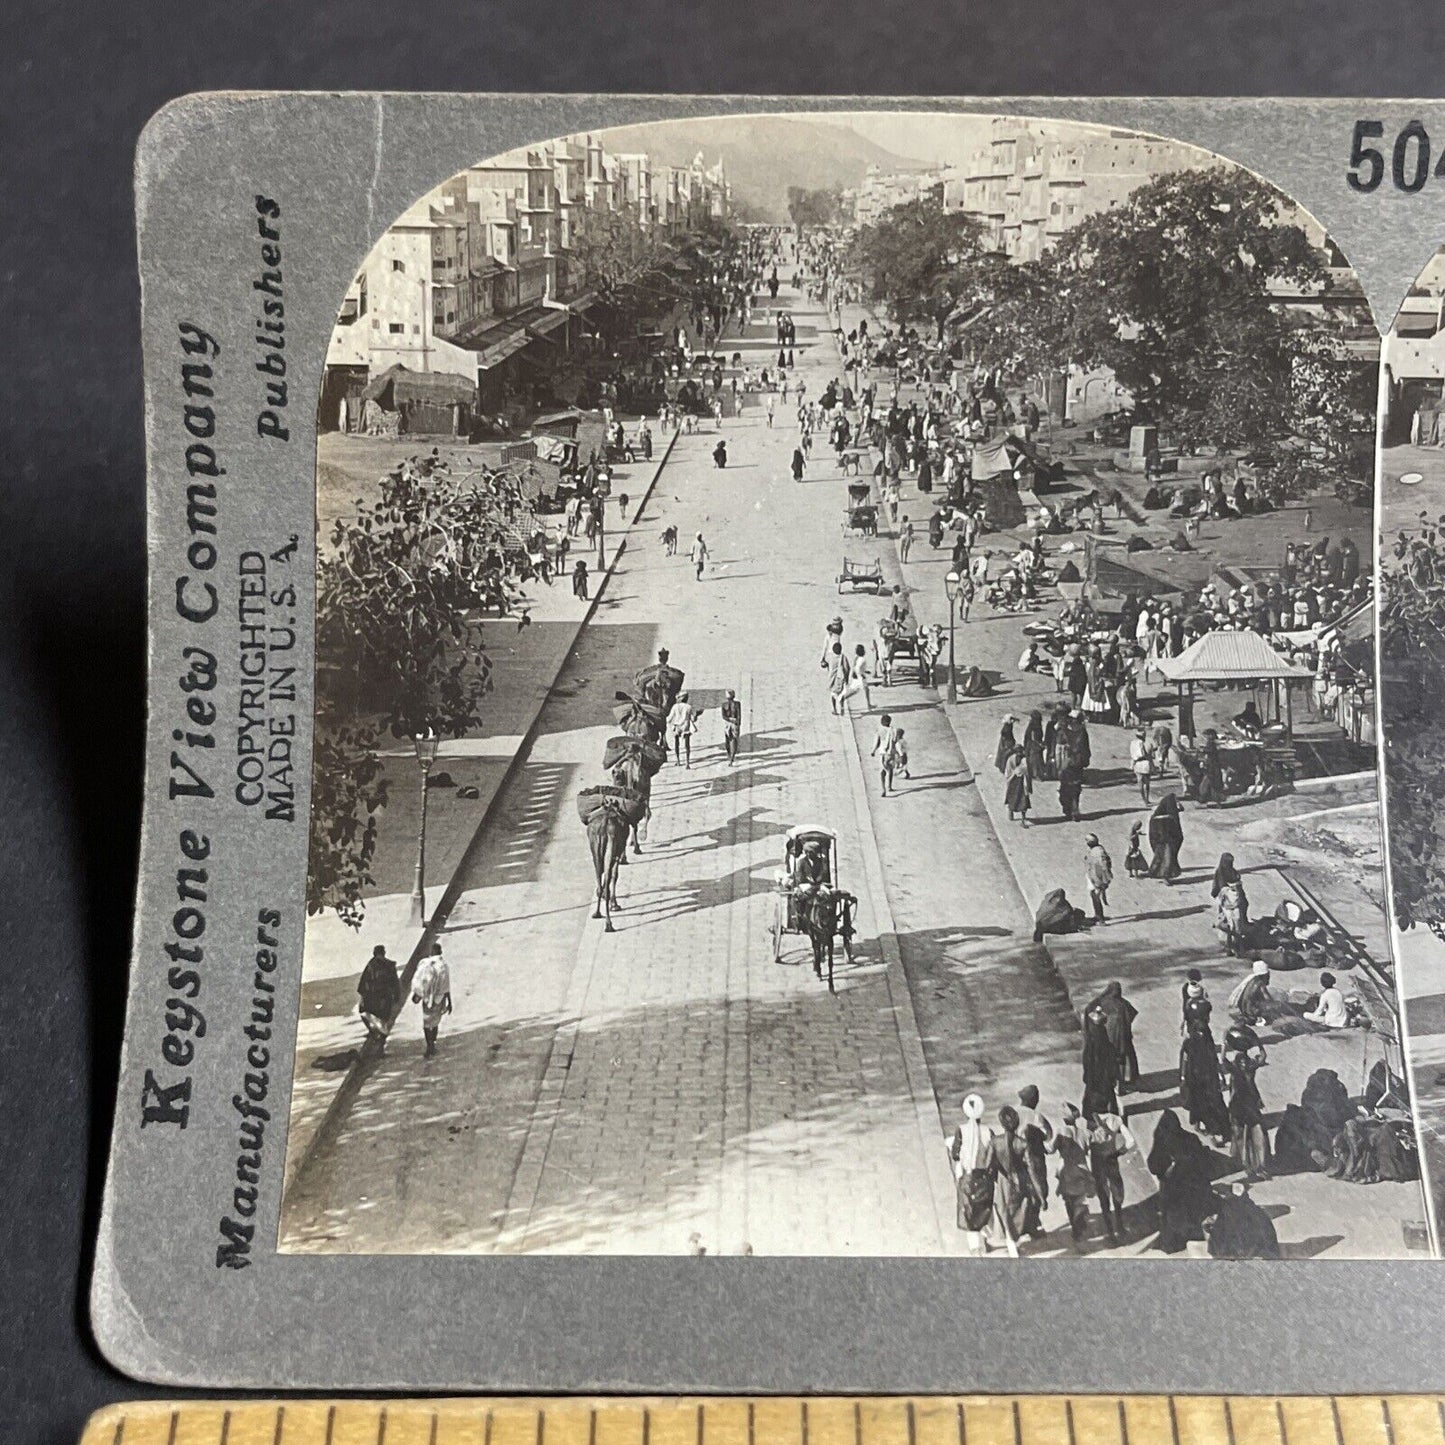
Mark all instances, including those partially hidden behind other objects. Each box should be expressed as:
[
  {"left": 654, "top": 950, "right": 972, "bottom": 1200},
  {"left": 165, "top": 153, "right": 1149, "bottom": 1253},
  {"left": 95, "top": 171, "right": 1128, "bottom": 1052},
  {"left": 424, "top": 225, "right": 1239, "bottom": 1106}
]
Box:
[{"left": 271, "top": 110, "right": 1436, "bottom": 1261}]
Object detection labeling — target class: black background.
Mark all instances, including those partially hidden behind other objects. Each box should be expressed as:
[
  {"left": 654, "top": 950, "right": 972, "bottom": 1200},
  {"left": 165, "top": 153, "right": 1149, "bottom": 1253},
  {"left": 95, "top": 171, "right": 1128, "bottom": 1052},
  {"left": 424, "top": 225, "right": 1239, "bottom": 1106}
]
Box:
[{"left": 3, "top": 4, "right": 1443, "bottom": 1441}]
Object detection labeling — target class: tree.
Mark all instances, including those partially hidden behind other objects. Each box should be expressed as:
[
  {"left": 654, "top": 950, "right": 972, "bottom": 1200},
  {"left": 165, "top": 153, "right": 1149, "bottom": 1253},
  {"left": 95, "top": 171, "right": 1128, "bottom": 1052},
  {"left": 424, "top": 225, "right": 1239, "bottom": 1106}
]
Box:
[
  {"left": 954, "top": 254, "right": 1070, "bottom": 381},
  {"left": 787, "top": 185, "right": 841, "bottom": 233},
  {"left": 852, "top": 197, "right": 988, "bottom": 339},
  {"left": 1380, "top": 517, "right": 1445, "bottom": 933},
  {"left": 308, "top": 463, "right": 497, "bottom": 923},
  {"left": 1047, "top": 167, "right": 1329, "bottom": 452}
]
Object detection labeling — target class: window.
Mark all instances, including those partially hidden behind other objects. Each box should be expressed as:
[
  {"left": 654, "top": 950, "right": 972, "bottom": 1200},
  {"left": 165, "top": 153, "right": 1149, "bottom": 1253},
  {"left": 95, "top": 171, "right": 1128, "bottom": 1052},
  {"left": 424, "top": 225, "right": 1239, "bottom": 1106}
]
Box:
[
  {"left": 388, "top": 323, "right": 404, "bottom": 334},
  {"left": 392, "top": 259, "right": 406, "bottom": 274}
]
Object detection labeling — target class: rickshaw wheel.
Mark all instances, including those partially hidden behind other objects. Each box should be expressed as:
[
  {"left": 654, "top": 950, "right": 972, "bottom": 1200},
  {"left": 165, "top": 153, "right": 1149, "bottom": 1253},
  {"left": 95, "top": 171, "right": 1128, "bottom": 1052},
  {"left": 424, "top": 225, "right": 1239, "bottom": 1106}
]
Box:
[{"left": 771, "top": 914, "right": 784, "bottom": 964}]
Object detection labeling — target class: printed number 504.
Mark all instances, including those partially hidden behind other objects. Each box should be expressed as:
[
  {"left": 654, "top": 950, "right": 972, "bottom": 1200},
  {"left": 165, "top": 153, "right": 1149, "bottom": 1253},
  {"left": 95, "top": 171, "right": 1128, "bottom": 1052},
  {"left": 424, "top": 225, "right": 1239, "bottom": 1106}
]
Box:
[{"left": 1348, "top": 119, "right": 1445, "bottom": 193}]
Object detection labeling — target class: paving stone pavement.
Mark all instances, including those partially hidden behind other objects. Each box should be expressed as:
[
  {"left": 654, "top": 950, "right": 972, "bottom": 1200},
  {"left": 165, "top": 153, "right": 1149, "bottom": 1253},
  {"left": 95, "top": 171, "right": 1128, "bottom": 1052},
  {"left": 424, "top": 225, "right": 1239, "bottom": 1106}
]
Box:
[{"left": 281, "top": 291, "right": 966, "bottom": 1255}]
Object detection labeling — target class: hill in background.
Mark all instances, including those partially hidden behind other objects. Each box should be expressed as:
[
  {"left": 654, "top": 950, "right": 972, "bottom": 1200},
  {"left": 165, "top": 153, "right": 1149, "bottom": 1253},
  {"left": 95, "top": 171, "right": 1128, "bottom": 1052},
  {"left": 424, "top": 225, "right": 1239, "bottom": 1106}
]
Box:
[{"left": 597, "top": 115, "right": 929, "bottom": 223}]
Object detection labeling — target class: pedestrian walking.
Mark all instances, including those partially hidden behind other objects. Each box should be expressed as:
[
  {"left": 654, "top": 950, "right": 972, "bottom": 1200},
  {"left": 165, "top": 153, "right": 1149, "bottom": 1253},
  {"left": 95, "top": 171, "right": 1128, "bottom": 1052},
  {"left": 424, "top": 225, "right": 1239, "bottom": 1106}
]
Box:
[
  {"left": 898, "top": 514, "right": 914, "bottom": 563},
  {"left": 948, "top": 1093, "right": 998, "bottom": 1256},
  {"left": 1016, "top": 1084, "right": 1053, "bottom": 1214},
  {"left": 1147, "top": 793, "right": 1185, "bottom": 881},
  {"left": 572, "top": 559, "right": 589, "bottom": 600},
  {"left": 1084, "top": 833, "right": 1113, "bottom": 924},
  {"left": 1225, "top": 1037, "right": 1271, "bottom": 1181},
  {"left": 721, "top": 688, "right": 742, "bottom": 765},
  {"left": 1130, "top": 728, "right": 1152, "bottom": 803},
  {"left": 411, "top": 943, "right": 452, "bottom": 1059},
  {"left": 993, "top": 1106, "right": 1045, "bottom": 1244},
  {"left": 713, "top": 439, "right": 727, "bottom": 468},
  {"left": 766, "top": 393, "right": 775, "bottom": 428},
  {"left": 1212, "top": 851, "right": 1249, "bottom": 956},
  {"left": 1050, "top": 1104, "right": 1096, "bottom": 1248},
  {"left": 843, "top": 643, "right": 873, "bottom": 712},
  {"left": 690, "top": 532, "right": 709, "bottom": 580},
  {"left": 825, "top": 641, "right": 851, "bottom": 716},
  {"left": 357, "top": 944, "right": 400, "bottom": 1051},
  {"left": 1084, "top": 1110, "right": 1135, "bottom": 1244},
  {"left": 667, "top": 692, "right": 698, "bottom": 768},
  {"left": 1179, "top": 1017, "right": 1230, "bottom": 1145},
  {"left": 1087, "top": 980, "right": 1140, "bottom": 1093},
  {"left": 870, "top": 713, "right": 895, "bottom": 794},
  {"left": 791, "top": 446, "right": 806, "bottom": 482},
  {"left": 1124, "top": 820, "right": 1147, "bottom": 877},
  {"left": 1003, "top": 744, "right": 1032, "bottom": 825}
]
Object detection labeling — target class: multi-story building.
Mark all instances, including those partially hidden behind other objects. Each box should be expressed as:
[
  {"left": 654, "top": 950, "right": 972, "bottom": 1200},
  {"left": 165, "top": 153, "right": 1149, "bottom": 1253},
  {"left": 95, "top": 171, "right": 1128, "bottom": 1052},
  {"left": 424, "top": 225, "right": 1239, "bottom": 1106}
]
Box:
[
  {"left": 320, "top": 131, "right": 729, "bottom": 427},
  {"left": 1382, "top": 249, "right": 1445, "bottom": 443},
  {"left": 943, "top": 121, "right": 1201, "bottom": 263},
  {"left": 852, "top": 164, "right": 942, "bottom": 227}
]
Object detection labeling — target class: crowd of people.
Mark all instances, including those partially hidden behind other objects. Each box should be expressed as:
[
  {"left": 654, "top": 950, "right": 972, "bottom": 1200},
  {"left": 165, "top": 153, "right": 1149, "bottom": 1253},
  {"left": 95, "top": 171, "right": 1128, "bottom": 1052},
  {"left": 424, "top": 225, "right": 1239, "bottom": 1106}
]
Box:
[{"left": 769, "top": 227, "right": 1416, "bottom": 1258}]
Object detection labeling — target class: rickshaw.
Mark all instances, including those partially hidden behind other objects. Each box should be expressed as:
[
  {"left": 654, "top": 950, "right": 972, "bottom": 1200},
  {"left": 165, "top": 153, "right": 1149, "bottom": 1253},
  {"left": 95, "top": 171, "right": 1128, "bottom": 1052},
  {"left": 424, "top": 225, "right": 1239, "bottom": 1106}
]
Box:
[
  {"left": 837, "top": 556, "right": 884, "bottom": 594},
  {"left": 770, "top": 825, "right": 856, "bottom": 991},
  {"left": 876, "top": 615, "right": 922, "bottom": 685},
  {"left": 843, "top": 482, "right": 878, "bottom": 537}
]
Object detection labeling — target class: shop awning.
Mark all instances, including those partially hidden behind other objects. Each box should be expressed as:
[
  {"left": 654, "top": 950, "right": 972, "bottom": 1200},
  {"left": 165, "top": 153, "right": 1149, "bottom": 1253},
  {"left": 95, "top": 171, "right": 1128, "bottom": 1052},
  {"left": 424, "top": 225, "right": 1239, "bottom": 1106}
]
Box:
[
  {"left": 1156, "top": 629, "right": 1312, "bottom": 683},
  {"left": 1395, "top": 309, "right": 1440, "bottom": 337}
]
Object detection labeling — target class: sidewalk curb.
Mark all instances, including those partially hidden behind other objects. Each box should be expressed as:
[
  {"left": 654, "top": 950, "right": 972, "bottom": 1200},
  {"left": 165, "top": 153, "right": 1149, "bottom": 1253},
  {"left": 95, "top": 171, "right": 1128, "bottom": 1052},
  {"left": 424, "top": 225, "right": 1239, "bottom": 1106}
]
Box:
[
  {"left": 283, "top": 425, "right": 682, "bottom": 1205},
  {"left": 838, "top": 707, "right": 966, "bottom": 1254}
]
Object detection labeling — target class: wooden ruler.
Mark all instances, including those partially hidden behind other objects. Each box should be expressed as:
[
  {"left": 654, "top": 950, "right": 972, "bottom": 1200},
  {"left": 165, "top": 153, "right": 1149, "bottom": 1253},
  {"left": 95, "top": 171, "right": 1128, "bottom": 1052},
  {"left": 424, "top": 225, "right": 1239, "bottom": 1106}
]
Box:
[{"left": 76, "top": 1397, "right": 1445, "bottom": 1445}]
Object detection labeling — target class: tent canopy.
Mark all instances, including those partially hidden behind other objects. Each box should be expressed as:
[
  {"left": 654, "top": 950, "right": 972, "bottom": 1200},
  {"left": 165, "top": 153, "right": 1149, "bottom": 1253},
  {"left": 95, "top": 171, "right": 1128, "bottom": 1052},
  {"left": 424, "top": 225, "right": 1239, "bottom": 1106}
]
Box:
[
  {"left": 361, "top": 364, "right": 476, "bottom": 408},
  {"left": 1156, "top": 628, "right": 1312, "bottom": 683}
]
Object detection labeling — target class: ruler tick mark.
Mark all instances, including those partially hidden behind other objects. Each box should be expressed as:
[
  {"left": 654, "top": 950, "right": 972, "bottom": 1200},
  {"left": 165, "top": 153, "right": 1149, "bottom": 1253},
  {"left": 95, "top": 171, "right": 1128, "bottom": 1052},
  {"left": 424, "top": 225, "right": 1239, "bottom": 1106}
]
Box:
[
  {"left": 168, "top": 1411, "right": 179, "bottom": 1445},
  {"left": 379, "top": 1407, "right": 388, "bottom": 1445}
]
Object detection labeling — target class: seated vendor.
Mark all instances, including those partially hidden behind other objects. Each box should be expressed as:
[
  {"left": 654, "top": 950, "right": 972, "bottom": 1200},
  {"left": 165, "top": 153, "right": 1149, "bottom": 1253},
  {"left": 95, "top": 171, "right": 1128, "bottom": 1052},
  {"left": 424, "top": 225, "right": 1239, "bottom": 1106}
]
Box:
[
  {"left": 961, "top": 665, "right": 994, "bottom": 697},
  {"left": 1233, "top": 700, "right": 1264, "bottom": 737},
  {"left": 1303, "top": 971, "right": 1349, "bottom": 1029},
  {"left": 1032, "top": 887, "right": 1086, "bottom": 943}
]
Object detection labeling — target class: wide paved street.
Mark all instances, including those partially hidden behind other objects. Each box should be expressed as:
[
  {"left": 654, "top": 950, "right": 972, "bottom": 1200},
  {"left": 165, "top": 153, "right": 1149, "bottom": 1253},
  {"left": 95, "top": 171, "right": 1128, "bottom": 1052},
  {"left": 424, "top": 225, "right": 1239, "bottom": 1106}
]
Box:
[{"left": 281, "top": 283, "right": 1429, "bottom": 1258}]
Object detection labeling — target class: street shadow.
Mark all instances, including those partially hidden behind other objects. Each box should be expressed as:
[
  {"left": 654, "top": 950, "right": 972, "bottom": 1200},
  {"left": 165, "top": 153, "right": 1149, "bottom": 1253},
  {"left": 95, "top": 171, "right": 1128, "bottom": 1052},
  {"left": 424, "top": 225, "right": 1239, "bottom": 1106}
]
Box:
[
  {"left": 892, "top": 925, "right": 1082, "bottom": 1104},
  {"left": 1128, "top": 904, "right": 1211, "bottom": 923},
  {"left": 1280, "top": 1234, "right": 1348, "bottom": 1259}
]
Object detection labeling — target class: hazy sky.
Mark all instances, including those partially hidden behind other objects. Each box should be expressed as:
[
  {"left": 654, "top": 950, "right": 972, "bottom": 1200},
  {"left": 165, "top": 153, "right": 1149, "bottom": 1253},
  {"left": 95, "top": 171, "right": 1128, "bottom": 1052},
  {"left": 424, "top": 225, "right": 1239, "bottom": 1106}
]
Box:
[{"left": 830, "top": 111, "right": 1000, "bottom": 166}]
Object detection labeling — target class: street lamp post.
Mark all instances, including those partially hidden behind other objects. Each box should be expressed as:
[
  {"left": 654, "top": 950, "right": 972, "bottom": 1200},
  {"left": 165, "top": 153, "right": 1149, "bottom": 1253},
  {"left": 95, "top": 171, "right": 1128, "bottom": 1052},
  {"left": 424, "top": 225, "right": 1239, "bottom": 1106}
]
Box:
[
  {"left": 944, "top": 570, "right": 961, "bottom": 704},
  {"left": 410, "top": 731, "right": 440, "bottom": 927}
]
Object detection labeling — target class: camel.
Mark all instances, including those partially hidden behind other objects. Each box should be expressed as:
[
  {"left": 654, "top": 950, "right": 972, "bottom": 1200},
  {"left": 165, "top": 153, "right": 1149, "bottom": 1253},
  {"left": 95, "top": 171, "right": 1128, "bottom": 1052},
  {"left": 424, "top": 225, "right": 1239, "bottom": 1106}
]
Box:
[
  {"left": 610, "top": 753, "right": 655, "bottom": 856},
  {"left": 586, "top": 802, "right": 630, "bottom": 932}
]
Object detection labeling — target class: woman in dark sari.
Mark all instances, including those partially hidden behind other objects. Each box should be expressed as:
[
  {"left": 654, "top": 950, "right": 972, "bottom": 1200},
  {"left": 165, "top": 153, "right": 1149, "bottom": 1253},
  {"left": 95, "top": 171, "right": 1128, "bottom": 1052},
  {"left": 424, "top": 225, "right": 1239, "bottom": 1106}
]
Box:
[
  {"left": 1226, "top": 1047, "right": 1271, "bottom": 1180},
  {"left": 1147, "top": 792, "right": 1184, "bottom": 881},
  {"left": 1179, "top": 1017, "right": 1230, "bottom": 1143},
  {"left": 1086, "top": 980, "right": 1140, "bottom": 1091},
  {"left": 1197, "top": 729, "right": 1226, "bottom": 805},
  {"left": 1022, "top": 710, "right": 1046, "bottom": 779},
  {"left": 994, "top": 715, "right": 1017, "bottom": 774},
  {"left": 1147, "top": 1108, "right": 1218, "bottom": 1254},
  {"left": 1081, "top": 1005, "right": 1120, "bottom": 1118}
]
